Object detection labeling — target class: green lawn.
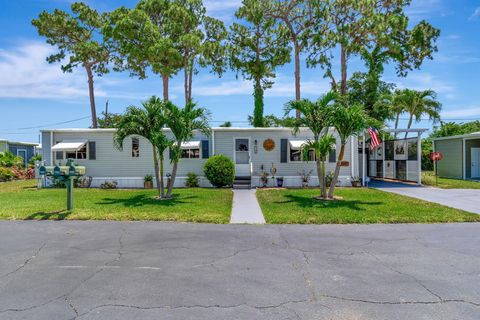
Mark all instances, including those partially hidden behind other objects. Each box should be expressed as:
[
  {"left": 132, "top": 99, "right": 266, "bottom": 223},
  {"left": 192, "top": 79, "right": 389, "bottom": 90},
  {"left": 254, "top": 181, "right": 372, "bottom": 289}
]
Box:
[
  {"left": 257, "top": 188, "right": 480, "bottom": 224},
  {"left": 0, "top": 180, "right": 233, "bottom": 223},
  {"left": 422, "top": 171, "right": 480, "bottom": 189}
]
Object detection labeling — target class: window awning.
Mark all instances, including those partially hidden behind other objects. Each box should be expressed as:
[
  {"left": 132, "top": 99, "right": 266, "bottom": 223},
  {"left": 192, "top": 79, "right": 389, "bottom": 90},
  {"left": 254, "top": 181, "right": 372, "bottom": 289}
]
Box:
[
  {"left": 52, "top": 140, "right": 88, "bottom": 152},
  {"left": 289, "top": 140, "right": 307, "bottom": 150},
  {"left": 180, "top": 141, "right": 201, "bottom": 149}
]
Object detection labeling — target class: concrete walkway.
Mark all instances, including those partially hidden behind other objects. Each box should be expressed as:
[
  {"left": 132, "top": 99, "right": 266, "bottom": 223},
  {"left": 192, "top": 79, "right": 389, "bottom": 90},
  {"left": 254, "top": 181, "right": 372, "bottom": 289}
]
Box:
[
  {"left": 371, "top": 181, "right": 480, "bottom": 214},
  {"left": 230, "top": 189, "right": 266, "bottom": 224}
]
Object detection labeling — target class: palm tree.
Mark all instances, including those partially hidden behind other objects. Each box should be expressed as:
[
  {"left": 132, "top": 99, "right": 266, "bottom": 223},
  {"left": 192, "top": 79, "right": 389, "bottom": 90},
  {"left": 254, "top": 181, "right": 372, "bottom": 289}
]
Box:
[
  {"left": 114, "top": 96, "right": 172, "bottom": 199},
  {"left": 165, "top": 101, "right": 211, "bottom": 198},
  {"left": 399, "top": 89, "right": 442, "bottom": 138},
  {"left": 285, "top": 92, "right": 335, "bottom": 199},
  {"left": 328, "top": 100, "right": 369, "bottom": 199}
]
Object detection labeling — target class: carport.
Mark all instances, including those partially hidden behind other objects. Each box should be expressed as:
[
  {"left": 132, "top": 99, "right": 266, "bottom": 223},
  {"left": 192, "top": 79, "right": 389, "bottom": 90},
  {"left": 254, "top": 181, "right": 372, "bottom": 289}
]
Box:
[{"left": 359, "top": 128, "right": 428, "bottom": 186}]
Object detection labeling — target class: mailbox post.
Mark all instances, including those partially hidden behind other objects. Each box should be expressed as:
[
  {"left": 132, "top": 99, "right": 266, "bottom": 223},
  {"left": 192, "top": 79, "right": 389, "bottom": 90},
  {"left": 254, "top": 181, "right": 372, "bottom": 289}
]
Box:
[{"left": 39, "top": 163, "right": 85, "bottom": 211}]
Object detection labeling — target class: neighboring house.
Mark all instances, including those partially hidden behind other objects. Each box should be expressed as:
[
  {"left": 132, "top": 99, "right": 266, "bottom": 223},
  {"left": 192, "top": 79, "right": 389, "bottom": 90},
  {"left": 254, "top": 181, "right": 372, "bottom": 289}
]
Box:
[
  {"left": 433, "top": 132, "right": 480, "bottom": 180},
  {"left": 0, "top": 139, "right": 39, "bottom": 167},
  {"left": 40, "top": 128, "right": 424, "bottom": 188}
]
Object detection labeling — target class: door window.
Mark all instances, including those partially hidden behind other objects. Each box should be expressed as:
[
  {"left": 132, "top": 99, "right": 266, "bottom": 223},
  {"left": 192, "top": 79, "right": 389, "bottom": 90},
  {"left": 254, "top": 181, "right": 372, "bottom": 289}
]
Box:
[{"left": 235, "top": 139, "right": 249, "bottom": 164}]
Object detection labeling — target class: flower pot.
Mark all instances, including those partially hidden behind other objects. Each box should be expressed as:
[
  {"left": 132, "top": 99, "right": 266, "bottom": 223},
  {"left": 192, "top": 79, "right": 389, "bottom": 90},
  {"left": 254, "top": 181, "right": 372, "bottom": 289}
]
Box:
[
  {"left": 351, "top": 181, "right": 361, "bottom": 188},
  {"left": 144, "top": 181, "right": 153, "bottom": 189},
  {"left": 276, "top": 178, "right": 284, "bottom": 188}
]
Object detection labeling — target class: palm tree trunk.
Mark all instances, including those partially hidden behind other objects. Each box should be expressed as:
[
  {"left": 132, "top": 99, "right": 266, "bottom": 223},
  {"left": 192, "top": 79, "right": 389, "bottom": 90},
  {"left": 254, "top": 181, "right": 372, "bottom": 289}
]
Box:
[
  {"left": 159, "top": 154, "right": 165, "bottom": 198},
  {"left": 327, "top": 143, "right": 346, "bottom": 199},
  {"left": 405, "top": 114, "right": 413, "bottom": 139},
  {"left": 152, "top": 146, "right": 162, "bottom": 198},
  {"left": 85, "top": 64, "right": 98, "bottom": 128},
  {"left": 315, "top": 159, "right": 323, "bottom": 198},
  {"left": 162, "top": 75, "right": 169, "bottom": 101},
  {"left": 167, "top": 143, "right": 181, "bottom": 198},
  {"left": 321, "top": 160, "right": 326, "bottom": 199},
  {"left": 394, "top": 113, "right": 400, "bottom": 139}
]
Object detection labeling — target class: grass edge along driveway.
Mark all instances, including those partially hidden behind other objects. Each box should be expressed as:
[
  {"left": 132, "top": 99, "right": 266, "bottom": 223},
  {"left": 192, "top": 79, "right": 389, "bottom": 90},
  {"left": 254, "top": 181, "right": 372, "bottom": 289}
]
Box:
[
  {"left": 0, "top": 180, "right": 233, "bottom": 223},
  {"left": 422, "top": 171, "right": 480, "bottom": 189},
  {"left": 257, "top": 188, "right": 480, "bottom": 224}
]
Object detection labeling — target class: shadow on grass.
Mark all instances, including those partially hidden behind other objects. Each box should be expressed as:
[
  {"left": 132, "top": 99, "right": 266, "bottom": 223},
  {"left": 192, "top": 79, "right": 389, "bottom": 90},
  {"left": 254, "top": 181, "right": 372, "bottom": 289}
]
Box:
[
  {"left": 277, "top": 194, "right": 383, "bottom": 211},
  {"left": 96, "top": 193, "right": 198, "bottom": 207},
  {"left": 25, "top": 210, "right": 72, "bottom": 220}
]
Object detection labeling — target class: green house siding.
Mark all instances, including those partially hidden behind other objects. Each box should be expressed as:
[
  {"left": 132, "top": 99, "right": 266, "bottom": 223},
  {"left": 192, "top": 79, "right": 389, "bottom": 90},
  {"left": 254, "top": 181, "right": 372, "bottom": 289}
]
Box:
[{"left": 435, "top": 138, "right": 463, "bottom": 179}]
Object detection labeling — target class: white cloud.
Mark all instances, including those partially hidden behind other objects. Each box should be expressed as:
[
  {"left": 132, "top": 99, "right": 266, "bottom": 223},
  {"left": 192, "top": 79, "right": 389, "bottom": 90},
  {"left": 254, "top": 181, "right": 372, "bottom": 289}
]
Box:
[
  {"left": 186, "top": 74, "right": 331, "bottom": 98},
  {"left": 407, "top": 0, "right": 444, "bottom": 19},
  {"left": 392, "top": 73, "right": 456, "bottom": 99},
  {"left": 442, "top": 107, "right": 480, "bottom": 119},
  {"left": 0, "top": 41, "right": 108, "bottom": 100},
  {"left": 469, "top": 7, "right": 480, "bottom": 20}
]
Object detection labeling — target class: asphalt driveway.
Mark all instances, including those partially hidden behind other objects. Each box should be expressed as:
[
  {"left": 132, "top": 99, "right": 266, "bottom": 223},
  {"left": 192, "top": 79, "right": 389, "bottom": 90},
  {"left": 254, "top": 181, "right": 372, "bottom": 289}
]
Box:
[
  {"left": 0, "top": 221, "right": 479, "bottom": 320},
  {"left": 371, "top": 180, "right": 480, "bottom": 214}
]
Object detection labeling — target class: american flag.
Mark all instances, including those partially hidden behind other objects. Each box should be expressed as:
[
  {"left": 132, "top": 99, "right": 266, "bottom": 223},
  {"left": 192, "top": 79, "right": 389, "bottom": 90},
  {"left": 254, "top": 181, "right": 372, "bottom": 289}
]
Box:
[{"left": 368, "top": 127, "right": 381, "bottom": 150}]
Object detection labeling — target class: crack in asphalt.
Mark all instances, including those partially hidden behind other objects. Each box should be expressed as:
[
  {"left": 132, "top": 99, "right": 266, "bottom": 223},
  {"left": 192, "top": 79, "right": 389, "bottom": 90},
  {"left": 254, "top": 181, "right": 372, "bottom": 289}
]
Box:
[
  {"left": 73, "top": 299, "right": 312, "bottom": 319},
  {"left": 0, "top": 242, "right": 46, "bottom": 280},
  {"left": 321, "top": 294, "right": 480, "bottom": 307},
  {"left": 190, "top": 247, "right": 258, "bottom": 269}
]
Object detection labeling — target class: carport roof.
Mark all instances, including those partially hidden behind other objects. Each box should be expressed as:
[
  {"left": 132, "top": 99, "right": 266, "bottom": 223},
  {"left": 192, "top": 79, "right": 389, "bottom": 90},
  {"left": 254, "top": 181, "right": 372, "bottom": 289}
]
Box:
[{"left": 432, "top": 132, "right": 480, "bottom": 141}]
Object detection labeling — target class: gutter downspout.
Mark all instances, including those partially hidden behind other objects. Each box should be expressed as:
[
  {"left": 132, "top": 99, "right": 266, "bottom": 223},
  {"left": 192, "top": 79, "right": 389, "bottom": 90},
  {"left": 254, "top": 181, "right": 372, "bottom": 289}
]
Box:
[
  {"left": 362, "top": 133, "right": 366, "bottom": 187},
  {"left": 350, "top": 136, "right": 355, "bottom": 178},
  {"left": 463, "top": 138, "right": 466, "bottom": 180},
  {"left": 417, "top": 132, "right": 422, "bottom": 185}
]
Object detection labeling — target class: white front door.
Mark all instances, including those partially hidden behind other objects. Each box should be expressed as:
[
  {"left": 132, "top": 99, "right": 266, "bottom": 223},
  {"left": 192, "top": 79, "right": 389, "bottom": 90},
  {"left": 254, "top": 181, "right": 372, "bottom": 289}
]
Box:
[
  {"left": 471, "top": 148, "right": 480, "bottom": 178},
  {"left": 234, "top": 138, "right": 250, "bottom": 176}
]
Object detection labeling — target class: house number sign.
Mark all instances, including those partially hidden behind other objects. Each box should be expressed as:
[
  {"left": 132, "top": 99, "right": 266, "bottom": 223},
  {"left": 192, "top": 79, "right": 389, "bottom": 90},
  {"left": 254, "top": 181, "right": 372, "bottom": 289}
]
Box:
[{"left": 263, "top": 139, "right": 275, "bottom": 151}]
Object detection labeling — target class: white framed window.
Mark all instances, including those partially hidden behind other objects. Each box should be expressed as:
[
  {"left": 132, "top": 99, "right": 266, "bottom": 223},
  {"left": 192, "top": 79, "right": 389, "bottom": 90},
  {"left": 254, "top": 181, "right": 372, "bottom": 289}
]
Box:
[
  {"left": 289, "top": 140, "right": 315, "bottom": 162},
  {"left": 181, "top": 148, "right": 200, "bottom": 159},
  {"left": 180, "top": 141, "right": 201, "bottom": 159},
  {"left": 66, "top": 145, "right": 87, "bottom": 159}
]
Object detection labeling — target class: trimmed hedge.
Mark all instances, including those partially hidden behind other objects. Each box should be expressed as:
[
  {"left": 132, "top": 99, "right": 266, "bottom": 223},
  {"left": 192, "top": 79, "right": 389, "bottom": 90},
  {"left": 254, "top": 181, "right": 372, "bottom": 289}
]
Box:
[{"left": 203, "top": 155, "right": 235, "bottom": 187}]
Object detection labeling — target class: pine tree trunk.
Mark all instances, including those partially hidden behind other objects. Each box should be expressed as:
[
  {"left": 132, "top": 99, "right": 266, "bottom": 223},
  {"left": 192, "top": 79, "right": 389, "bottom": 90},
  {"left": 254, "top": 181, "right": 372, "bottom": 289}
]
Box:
[
  {"left": 340, "top": 45, "right": 347, "bottom": 96},
  {"left": 294, "top": 45, "right": 301, "bottom": 119},
  {"left": 328, "top": 143, "right": 346, "bottom": 199},
  {"left": 162, "top": 75, "right": 169, "bottom": 101},
  {"left": 184, "top": 58, "right": 189, "bottom": 106},
  {"left": 253, "top": 79, "right": 264, "bottom": 127},
  {"left": 85, "top": 64, "right": 98, "bottom": 128}
]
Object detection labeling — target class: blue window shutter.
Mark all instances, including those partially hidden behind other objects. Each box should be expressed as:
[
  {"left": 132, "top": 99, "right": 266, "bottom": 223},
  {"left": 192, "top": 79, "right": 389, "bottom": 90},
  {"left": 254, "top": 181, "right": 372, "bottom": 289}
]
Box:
[
  {"left": 88, "top": 141, "right": 96, "bottom": 160},
  {"left": 329, "top": 149, "right": 336, "bottom": 163},
  {"left": 280, "top": 139, "right": 288, "bottom": 163},
  {"left": 202, "top": 140, "right": 209, "bottom": 159}
]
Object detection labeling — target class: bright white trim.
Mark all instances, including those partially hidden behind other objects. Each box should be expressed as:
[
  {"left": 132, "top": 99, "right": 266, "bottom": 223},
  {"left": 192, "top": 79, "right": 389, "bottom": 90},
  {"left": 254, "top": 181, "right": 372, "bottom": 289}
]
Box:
[
  {"left": 52, "top": 140, "right": 88, "bottom": 152},
  {"left": 180, "top": 141, "right": 201, "bottom": 149}
]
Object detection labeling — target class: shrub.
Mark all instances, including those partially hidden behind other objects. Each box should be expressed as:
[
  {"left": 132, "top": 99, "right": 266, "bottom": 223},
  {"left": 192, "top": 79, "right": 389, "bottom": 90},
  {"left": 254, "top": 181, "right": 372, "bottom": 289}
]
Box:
[
  {"left": 0, "top": 167, "right": 13, "bottom": 182},
  {"left": 203, "top": 155, "right": 235, "bottom": 187},
  {"left": 29, "top": 154, "right": 42, "bottom": 166},
  {"left": 144, "top": 174, "right": 153, "bottom": 182},
  {"left": 0, "top": 152, "right": 24, "bottom": 167},
  {"left": 185, "top": 172, "right": 199, "bottom": 188},
  {"left": 100, "top": 180, "right": 118, "bottom": 189}
]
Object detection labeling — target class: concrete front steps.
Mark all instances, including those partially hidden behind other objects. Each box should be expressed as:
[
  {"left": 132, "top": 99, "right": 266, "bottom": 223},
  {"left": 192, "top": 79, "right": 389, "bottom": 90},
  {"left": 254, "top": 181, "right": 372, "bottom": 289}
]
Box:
[{"left": 233, "top": 176, "right": 251, "bottom": 189}]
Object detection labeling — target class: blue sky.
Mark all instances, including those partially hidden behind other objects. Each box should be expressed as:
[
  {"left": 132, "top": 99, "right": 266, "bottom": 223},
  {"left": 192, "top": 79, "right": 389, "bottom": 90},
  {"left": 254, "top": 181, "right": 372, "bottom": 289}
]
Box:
[{"left": 1, "top": 0, "right": 480, "bottom": 143}]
